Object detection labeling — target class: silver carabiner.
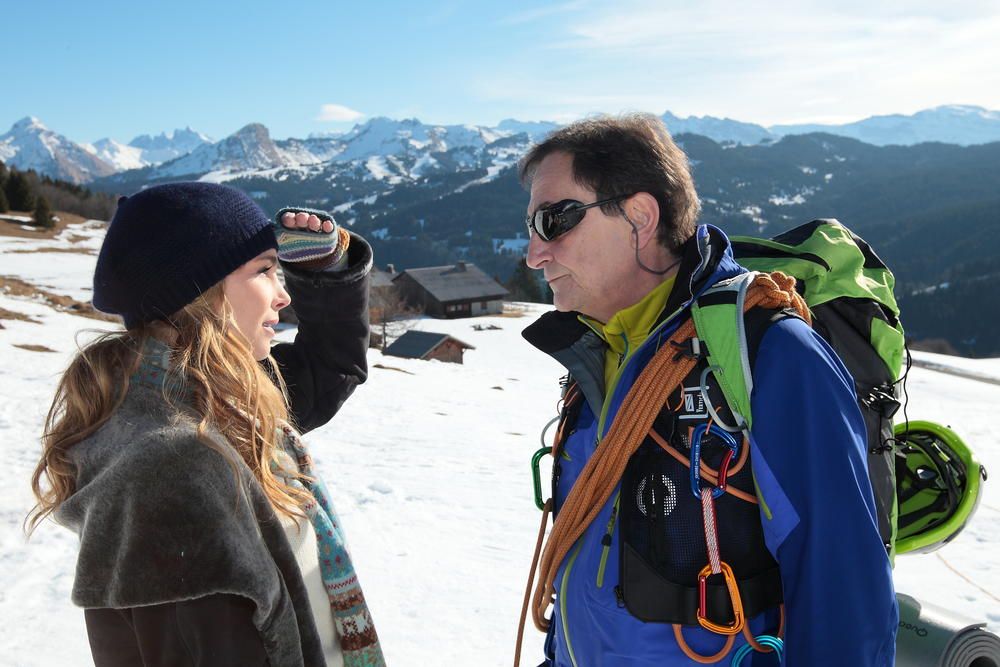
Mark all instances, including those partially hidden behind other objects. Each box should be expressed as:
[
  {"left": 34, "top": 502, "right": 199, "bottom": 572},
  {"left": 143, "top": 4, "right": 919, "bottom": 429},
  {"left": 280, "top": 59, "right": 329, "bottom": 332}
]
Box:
[{"left": 699, "top": 365, "right": 748, "bottom": 434}]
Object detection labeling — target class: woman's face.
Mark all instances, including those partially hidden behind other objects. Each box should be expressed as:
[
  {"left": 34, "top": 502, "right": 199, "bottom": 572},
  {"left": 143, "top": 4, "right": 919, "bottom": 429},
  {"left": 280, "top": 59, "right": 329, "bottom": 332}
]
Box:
[{"left": 222, "top": 249, "right": 291, "bottom": 360}]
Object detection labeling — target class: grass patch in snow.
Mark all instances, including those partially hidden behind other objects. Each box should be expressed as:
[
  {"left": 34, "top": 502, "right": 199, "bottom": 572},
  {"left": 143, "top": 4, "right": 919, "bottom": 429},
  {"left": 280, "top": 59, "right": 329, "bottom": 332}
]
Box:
[
  {"left": 12, "top": 344, "right": 57, "bottom": 353},
  {"left": 0, "top": 306, "right": 41, "bottom": 324},
  {"left": 0, "top": 275, "right": 118, "bottom": 323}
]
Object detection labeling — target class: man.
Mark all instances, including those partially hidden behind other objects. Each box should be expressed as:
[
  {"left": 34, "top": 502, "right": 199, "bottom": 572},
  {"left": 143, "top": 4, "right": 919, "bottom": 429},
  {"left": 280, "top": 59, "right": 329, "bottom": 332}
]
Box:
[{"left": 519, "top": 114, "right": 897, "bottom": 666}]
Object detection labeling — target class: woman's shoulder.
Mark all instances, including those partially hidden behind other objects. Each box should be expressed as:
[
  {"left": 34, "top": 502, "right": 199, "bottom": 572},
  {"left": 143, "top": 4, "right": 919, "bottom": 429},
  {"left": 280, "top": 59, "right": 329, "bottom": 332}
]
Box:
[
  {"left": 59, "top": 410, "right": 278, "bottom": 611},
  {"left": 71, "top": 389, "right": 244, "bottom": 490}
]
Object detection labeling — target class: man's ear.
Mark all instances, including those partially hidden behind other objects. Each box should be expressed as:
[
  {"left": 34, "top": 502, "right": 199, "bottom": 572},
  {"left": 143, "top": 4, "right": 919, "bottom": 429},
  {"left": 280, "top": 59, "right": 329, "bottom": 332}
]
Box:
[{"left": 625, "top": 192, "right": 660, "bottom": 249}]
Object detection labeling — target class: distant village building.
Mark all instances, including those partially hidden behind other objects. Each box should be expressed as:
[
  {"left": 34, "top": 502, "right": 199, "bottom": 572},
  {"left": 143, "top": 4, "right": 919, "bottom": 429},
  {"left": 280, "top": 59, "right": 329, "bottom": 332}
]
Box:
[
  {"left": 383, "top": 330, "right": 475, "bottom": 364},
  {"left": 393, "top": 261, "right": 508, "bottom": 318},
  {"left": 369, "top": 264, "right": 408, "bottom": 351},
  {"left": 370, "top": 265, "right": 398, "bottom": 299},
  {"left": 492, "top": 235, "right": 530, "bottom": 256}
]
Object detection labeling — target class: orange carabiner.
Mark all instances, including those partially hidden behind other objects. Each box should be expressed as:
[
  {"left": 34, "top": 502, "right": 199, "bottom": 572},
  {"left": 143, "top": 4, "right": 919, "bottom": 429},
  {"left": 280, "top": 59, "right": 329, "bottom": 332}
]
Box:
[{"left": 697, "top": 561, "right": 746, "bottom": 635}]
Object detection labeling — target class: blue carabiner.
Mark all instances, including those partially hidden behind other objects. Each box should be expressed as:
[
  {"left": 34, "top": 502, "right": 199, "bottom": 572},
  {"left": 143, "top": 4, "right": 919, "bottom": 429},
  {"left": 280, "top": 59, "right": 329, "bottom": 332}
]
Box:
[
  {"left": 730, "top": 635, "right": 784, "bottom": 666},
  {"left": 689, "top": 422, "right": 742, "bottom": 500}
]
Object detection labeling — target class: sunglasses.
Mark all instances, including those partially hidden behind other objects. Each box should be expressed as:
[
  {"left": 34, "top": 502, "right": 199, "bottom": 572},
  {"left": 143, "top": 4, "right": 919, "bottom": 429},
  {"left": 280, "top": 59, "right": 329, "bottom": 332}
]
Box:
[{"left": 525, "top": 195, "right": 629, "bottom": 242}]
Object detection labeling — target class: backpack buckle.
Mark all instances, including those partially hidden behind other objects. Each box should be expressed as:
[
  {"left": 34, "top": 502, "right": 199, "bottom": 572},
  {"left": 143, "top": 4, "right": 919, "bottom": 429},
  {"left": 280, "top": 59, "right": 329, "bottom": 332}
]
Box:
[
  {"left": 862, "top": 386, "right": 900, "bottom": 419},
  {"left": 671, "top": 336, "right": 704, "bottom": 362}
]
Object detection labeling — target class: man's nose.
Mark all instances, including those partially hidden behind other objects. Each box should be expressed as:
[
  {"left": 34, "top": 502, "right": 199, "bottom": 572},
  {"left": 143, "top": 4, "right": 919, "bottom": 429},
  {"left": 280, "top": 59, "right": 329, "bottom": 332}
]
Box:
[{"left": 526, "top": 233, "right": 550, "bottom": 269}]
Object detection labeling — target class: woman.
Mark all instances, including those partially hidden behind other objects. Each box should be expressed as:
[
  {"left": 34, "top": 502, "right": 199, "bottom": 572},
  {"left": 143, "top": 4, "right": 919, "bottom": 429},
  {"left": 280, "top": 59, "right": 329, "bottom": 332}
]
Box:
[{"left": 27, "top": 182, "right": 386, "bottom": 667}]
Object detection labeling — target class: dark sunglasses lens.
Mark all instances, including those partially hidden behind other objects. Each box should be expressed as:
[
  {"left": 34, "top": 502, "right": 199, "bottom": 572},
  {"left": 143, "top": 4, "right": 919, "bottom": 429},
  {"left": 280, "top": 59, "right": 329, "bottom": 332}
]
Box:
[
  {"left": 534, "top": 201, "right": 584, "bottom": 241},
  {"left": 527, "top": 210, "right": 550, "bottom": 240}
]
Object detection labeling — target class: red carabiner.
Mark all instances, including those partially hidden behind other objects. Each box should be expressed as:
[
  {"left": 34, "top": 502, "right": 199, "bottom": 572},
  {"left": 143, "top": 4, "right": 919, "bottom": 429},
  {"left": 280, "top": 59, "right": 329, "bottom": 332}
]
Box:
[{"left": 716, "top": 448, "right": 734, "bottom": 494}]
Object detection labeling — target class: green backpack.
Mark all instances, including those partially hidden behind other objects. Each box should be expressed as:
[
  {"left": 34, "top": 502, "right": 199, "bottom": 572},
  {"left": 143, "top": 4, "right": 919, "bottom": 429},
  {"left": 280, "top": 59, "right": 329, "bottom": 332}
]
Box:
[{"left": 691, "top": 219, "right": 983, "bottom": 557}]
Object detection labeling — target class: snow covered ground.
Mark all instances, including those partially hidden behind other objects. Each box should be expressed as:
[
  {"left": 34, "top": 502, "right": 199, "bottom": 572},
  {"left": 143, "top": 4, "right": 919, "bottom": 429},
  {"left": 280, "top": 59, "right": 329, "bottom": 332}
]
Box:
[{"left": 1, "top": 221, "right": 998, "bottom": 666}]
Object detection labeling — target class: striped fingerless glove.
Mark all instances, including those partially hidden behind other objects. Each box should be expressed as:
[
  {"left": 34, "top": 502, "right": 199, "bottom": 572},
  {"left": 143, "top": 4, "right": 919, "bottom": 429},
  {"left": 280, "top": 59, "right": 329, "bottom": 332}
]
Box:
[{"left": 274, "top": 206, "right": 351, "bottom": 272}]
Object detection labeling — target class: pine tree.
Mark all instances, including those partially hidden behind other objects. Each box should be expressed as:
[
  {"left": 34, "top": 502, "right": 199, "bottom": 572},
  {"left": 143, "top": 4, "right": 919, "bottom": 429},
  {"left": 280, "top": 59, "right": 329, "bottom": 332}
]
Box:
[
  {"left": 505, "top": 259, "right": 544, "bottom": 303},
  {"left": 33, "top": 196, "right": 54, "bottom": 229},
  {"left": 0, "top": 185, "right": 8, "bottom": 213},
  {"left": 4, "top": 171, "right": 35, "bottom": 212}
]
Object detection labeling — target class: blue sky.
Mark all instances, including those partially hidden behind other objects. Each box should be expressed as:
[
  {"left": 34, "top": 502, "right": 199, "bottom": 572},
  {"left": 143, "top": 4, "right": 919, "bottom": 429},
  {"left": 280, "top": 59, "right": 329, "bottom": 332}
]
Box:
[{"left": 7, "top": 0, "right": 1000, "bottom": 143}]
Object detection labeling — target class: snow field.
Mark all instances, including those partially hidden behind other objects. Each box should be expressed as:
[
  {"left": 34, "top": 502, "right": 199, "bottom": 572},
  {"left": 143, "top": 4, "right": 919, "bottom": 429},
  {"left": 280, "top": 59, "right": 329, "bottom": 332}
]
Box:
[
  {"left": 1, "top": 220, "right": 998, "bottom": 665},
  {"left": 290, "top": 311, "right": 562, "bottom": 664}
]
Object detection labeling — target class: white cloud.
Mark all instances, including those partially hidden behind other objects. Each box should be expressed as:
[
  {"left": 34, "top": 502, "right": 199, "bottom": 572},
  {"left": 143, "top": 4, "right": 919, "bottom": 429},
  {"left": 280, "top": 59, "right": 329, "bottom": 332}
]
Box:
[
  {"left": 471, "top": 0, "right": 1000, "bottom": 126},
  {"left": 316, "top": 104, "right": 365, "bottom": 122}
]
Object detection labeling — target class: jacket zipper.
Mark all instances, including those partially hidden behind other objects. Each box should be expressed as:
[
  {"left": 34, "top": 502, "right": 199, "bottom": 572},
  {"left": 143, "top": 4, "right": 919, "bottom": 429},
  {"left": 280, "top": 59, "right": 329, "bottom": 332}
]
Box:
[
  {"left": 596, "top": 333, "right": 630, "bottom": 430},
  {"left": 596, "top": 491, "right": 621, "bottom": 588},
  {"left": 559, "top": 331, "right": 630, "bottom": 666},
  {"left": 560, "top": 543, "right": 584, "bottom": 667},
  {"left": 730, "top": 239, "right": 832, "bottom": 271},
  {"left": 560, "top": 291, "right": 703, "bottom": 662},
  {"left": 592, "top": 334, "right": 629, "bottom": 593},
  {"left": 556, "top": 332, "right": 634, "bottom": 663}
]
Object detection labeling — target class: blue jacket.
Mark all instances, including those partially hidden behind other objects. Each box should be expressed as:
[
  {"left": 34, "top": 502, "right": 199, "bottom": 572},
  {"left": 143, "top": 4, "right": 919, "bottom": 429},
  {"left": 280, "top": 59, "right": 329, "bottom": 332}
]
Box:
[{"left": 523, "top": 225, "right": 897, "bottom": 666}]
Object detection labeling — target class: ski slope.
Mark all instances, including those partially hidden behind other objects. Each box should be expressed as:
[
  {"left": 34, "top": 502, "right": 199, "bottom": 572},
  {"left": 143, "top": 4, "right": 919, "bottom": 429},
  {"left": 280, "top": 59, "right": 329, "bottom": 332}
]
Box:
[{"left": 1, "top": 221, "right": 998, "bottom": 666}]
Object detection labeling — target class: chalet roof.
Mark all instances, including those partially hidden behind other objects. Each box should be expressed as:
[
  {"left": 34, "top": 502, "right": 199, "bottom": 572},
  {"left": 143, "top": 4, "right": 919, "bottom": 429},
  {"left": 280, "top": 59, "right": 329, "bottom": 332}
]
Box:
[
  {"left": 395, "top": 262, "right": 509, "bottom": 303},
  {"left": 370, "top": 267, "right": 396, "bottom": 289},
  {"left": 383, "top": 330, "right": 475, "bottom": 360}
]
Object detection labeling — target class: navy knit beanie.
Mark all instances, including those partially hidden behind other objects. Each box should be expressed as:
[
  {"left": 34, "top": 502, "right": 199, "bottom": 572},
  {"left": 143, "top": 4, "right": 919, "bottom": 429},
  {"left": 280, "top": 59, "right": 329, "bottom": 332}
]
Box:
[{"left": 93, "top": 182, "right": 278, "bottom": 328}]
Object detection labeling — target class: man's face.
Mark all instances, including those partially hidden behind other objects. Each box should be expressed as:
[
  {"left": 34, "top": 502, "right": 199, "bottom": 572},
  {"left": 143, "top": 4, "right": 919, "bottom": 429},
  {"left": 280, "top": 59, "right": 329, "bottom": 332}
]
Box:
[{"left": 525, "top": 151, "right": 635, "bottom": 322}]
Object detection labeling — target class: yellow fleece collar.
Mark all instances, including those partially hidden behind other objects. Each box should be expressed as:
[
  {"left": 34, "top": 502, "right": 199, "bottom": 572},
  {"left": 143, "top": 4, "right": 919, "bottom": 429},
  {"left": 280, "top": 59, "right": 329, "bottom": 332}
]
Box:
[{"left": 581, "top": 276, "right": 676, "bottom": 357}]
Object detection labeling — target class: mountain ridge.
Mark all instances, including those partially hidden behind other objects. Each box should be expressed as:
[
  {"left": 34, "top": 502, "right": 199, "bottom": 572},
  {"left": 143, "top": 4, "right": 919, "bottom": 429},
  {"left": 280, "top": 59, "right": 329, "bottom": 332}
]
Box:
[{"left": 6, "top": 104, "right": 1000, "bottom": 184}]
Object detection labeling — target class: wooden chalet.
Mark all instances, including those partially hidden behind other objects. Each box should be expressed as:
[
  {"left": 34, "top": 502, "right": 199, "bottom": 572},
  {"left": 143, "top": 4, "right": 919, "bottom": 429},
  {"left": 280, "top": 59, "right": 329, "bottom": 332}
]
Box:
[
  {"left": 393, "top": 261, "right": 508, "bottom": 318},
  {"left": 383, "top": 330, "right": 475, "bottom": 364}
]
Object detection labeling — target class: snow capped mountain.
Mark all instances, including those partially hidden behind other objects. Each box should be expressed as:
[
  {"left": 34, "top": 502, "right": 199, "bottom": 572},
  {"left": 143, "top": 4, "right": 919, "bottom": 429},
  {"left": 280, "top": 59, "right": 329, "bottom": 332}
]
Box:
[
  {"left": 661, "top": 111, "right": 775, "bottom": 145},
  {"left": 89, "top": 137, "right": 146, "bottom": 171},
  {"left": 321, "top": 117, "right": 532, "bottom": 182},
  {"left": 155, "top": 123, "right": 317, "bottom": 179},
  {"left": 110, "top": 116, "right": 538, "bottom": 187},
  {"left": 332, "top": 117, "right": 503, "bottom": 162},
  {"left": 496, "top": 119, "right": 558, "bottom": 143},
  {"left": 0, "top": 119, "right": 212, "bottom": 183},
  {"left": 659, "top": 106, "right": 1000, "bottom": 147},
  {"left": 0, "top": 117, "right": 116, "bottom": 184},
  {"left": 771, "top": 105, "right": 1000, "bottom": 146},
  {"left": 127, "top": 127, "right": 213, "bottom": 165},
  {"left": 9, "top": 104, "right": 999, "bottom": 188}
]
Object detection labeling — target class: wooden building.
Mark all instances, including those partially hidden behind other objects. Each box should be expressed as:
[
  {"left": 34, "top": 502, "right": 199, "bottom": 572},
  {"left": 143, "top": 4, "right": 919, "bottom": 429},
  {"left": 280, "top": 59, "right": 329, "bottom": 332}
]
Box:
[
  {"left": 393, "top": 261, "right": 508, "bottom": 318},
  {"left": 383, "top": 330, "right": 475, "bottom": 364}
]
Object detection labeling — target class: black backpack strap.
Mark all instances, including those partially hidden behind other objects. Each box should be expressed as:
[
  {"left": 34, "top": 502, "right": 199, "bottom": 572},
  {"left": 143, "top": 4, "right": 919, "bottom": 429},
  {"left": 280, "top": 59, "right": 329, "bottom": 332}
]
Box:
[{"left": 745, "top": 306, "right": 804, "bottom": 373}]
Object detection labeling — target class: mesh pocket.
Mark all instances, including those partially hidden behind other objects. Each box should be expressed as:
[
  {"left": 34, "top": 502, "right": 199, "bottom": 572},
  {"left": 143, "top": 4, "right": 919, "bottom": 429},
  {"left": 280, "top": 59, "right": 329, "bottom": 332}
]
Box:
[{"left": 618, "top": 411, "right": 781, "bottom": 624}]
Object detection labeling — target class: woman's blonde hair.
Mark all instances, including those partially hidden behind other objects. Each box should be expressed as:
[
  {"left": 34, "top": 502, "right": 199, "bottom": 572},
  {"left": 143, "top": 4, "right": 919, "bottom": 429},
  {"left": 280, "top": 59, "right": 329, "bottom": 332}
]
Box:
[{"left": 27, "top": 283, "right": 311, "bottom": 534}]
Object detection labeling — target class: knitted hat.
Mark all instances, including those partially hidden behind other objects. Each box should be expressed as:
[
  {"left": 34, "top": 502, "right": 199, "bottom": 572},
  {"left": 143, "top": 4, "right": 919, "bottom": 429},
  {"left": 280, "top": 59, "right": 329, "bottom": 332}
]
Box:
[{"left": 93, "top": 182, "right": 278, "bottom": 328}]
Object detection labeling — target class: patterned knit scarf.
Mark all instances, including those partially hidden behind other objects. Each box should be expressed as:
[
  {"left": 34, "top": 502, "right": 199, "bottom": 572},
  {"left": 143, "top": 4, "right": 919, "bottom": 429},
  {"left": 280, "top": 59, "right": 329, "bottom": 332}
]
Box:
[
  {"left": 279, "top": 424, "right": 386, "bottom": 666},
  {"left": 131, "top": 339, "right": 386, "bottom": 666}
]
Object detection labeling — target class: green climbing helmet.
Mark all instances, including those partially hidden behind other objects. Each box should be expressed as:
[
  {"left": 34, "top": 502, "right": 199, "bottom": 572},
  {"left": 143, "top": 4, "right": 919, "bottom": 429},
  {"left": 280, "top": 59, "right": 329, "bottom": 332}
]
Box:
[{"left": 894, "top": 420, "right": 987, "bottom": 555}]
